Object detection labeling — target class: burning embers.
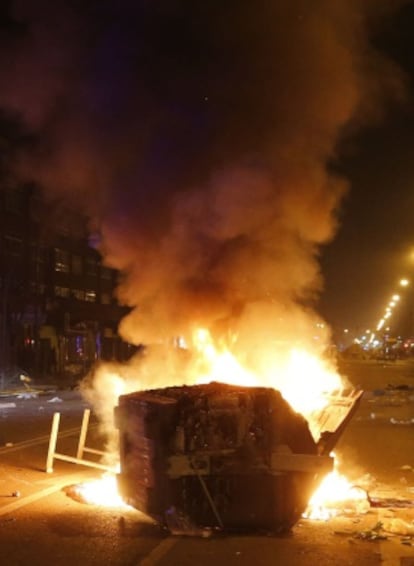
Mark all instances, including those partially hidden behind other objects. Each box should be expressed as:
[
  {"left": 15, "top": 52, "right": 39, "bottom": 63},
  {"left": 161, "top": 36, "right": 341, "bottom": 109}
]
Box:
[
  {"left": 64, "top": 474, "right": 129, "bottom": 508},
  {"left": 113, "top": 381, "right": 361, "bottom": 533}
]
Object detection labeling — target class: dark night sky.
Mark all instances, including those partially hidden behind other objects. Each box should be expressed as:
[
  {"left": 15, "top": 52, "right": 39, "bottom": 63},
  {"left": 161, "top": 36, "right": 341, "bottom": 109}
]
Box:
[
  {"left": 1, "top": 1, "right": 414, "bottom": 348},
  {"left": 319, "top": 2, "right": 414, "bottom": 334}
]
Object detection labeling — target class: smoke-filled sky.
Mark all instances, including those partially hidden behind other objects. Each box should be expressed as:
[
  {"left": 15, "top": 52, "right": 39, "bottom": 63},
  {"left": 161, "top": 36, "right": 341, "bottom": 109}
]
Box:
[
  {"left": 320, "top": 1, "right": 414, "bottom": 336},
  {"left": 0, "top": 1, "right": 412, "bottom": 351}
]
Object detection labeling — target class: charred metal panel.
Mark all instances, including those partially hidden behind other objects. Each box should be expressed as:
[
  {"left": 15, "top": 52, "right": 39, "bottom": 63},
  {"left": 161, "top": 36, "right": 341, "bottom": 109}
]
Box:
[{"left": 115, "top": 382, "right": 359, "bottom": 533}]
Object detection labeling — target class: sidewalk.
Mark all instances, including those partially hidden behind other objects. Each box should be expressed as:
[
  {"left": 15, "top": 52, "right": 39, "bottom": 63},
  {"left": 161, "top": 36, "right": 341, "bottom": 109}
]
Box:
[{"left": 0, "top": 370, "right": 82, "bottom": 398}]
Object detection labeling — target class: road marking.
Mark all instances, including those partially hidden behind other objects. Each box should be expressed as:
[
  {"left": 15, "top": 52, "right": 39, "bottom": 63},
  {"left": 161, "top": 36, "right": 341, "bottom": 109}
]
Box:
[
  {"left": 139, "top": 537, "right": 178, "bottom": 565},
  {"left": 0, "top": 473, "right": 88, "bottom": 516},
  {"left": 0, "top": 424, "right": 98, "bottom": 454}
]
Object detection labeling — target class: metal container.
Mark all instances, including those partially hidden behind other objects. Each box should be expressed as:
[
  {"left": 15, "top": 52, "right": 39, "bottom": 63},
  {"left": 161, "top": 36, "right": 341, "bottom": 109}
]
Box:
[{"left": 115, "top": 382, "right": 361, "bottom": 533}]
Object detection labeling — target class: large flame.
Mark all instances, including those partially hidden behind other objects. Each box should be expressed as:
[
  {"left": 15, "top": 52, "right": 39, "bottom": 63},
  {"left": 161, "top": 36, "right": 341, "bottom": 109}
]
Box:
[
  {"left": 303, "top": 455, "right": 370, "bottom": 520},
  {"left": 76, "top": 326, "right": 353, "bottom": 512},
  {"left": 67, "top": 473, "right": 130, "bottom": 508},
  {"left": 192, "top": 327, "right": 344, "bottom": 439}
]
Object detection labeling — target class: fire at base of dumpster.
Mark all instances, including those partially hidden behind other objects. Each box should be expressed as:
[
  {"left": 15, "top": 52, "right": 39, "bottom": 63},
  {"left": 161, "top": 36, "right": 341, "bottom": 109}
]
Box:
[{"left": 115, "top": 382, "right": 361, "bottom": 533}]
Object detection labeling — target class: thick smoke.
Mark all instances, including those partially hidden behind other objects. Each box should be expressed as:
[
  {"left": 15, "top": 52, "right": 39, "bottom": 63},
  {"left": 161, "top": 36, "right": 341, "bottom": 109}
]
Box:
[{"left": 0, "top": 1, "right": 406, "bottom": 361}]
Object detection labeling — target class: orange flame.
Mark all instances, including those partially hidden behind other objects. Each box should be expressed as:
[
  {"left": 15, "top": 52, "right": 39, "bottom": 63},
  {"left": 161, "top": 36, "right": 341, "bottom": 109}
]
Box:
[
  {"left": 192, "top": 327, "right": 344, "bottom": 440},
  {"left": 304, "top": 455, "right": 370, "bottom": 520},
  {"left": 69, "top": 473, "right": 130, "bottom": 508},
  {"left": 78, "top": 326, "right": 352, "bottom": 511}
]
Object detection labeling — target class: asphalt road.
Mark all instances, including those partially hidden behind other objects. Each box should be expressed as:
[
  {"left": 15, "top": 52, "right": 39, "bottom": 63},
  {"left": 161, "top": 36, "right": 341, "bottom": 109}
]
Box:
[{"left": 0, "top": 360, "right": 413, "bottom": 565}]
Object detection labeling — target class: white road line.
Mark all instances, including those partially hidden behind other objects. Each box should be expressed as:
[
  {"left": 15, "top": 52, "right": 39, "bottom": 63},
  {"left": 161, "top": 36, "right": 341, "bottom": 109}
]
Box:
[
  {"left": 139, "top": 537, "right": 178, "bottom": 565},
  {"left": 0, "top": 473, "right": 88, "bottom": 516},
  {"left": 0, "top": 424, "right": 98, "bottom": 454}
]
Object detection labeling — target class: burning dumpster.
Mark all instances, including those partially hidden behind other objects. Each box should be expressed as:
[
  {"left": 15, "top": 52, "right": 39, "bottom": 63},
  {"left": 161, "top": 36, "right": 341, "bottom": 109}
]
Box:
[{"left": 115, "top": 382, "right": 361, "bottom": 533}]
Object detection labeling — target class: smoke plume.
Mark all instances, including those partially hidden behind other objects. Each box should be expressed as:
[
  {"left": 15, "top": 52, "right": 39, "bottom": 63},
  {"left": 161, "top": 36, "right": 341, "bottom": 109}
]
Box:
[{"left": 0, "top": 1, "right": 406, "bottom": 363}]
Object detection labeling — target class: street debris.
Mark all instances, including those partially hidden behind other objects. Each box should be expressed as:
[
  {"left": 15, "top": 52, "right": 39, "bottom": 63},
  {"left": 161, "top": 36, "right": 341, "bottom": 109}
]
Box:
[
  {"left": 368, "top": 495, "right": 414, "bottom": 509},
  {"left": 0, "top": 402, "right": 16, "bottom": 410},
  {"left": 335, "top": 521, "right": 388, "bottom": 542},
  {"left": 381, "top": 517, "right": 414, "bottom": 536},
  {"left": 390, "top": 417, "right": 414, "bottom": 425},
  {"left": 355, "top": 522, "right": 388, "bottom": 541},
  {"left": 165, "top": 506, "right": 214, "bottom": 537},
  {"left": 16, "top": 392, "right": 38, "bottom": 400}
]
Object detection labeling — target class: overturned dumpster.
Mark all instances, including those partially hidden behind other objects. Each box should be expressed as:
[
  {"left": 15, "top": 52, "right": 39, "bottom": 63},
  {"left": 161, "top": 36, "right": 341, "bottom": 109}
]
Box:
[{"left": 115, "top": 382, "right": 362, "bottom": 533}]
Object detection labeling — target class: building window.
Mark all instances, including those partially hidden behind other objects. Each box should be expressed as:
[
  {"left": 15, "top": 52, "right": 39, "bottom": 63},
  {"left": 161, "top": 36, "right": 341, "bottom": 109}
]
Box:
[
  {"left": 86, "top": 257, "right": 98, "bottom": 277},
  {"left": 101, "top": 292, "right": 111, "bottom": 305},
  {"left": 30, "top": 282, "right": 46, "bottom": 295},
  {"left": 54, "top": 248, "right": 70, "bottom": 273},
  {"left": 4, "top": 189, "right": 23, "bottom": 213},
  {"left": 54, "top": 286, "right": 70, "bottom": 298},
  {"left": 4, "top": 235, "right": 23, "bottom": 258},
  {"left": 101, "top": 266, "right": 112, "bottom": 280},
  {"left": 72, "top": 255, "right": 83, "bottom": 275},
  {"left": 85, "top": 290, "right": 96, "bottom": 303},
  {"left": 71, "top": 289, "right": 85, "bottom": 301},
  {"left": 30, "top": 244, "right": 46, "bottom": 278}
]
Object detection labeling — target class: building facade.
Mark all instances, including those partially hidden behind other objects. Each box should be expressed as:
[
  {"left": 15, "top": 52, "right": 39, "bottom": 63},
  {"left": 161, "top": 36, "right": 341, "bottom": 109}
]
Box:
[{"left": 0, "top": 184, "right": 134, "bottom": 383}]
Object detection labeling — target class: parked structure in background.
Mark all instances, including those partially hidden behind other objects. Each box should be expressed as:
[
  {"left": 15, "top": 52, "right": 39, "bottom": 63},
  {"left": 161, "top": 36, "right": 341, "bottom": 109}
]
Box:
[{"left": 0, "top": 183, "right": 134, "bottom": 385}]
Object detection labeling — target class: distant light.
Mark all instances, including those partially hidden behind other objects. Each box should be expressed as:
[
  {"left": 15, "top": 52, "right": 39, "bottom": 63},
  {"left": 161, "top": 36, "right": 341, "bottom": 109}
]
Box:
[
  {"left": 389, "top": 301, "right": 396, "bottom": 307},
  {"left": 384, "top": 312, "right": 391, "bottom": 319},
  {"left": 365, "top": 329, "right": 371, "bottom": 334},
  {"left": 344, "top": 329, "right": 349, "bottom": 334},
  {"left": 392, "top": 294, "right": 400, "bottom": 301},
  {"left": 377, "top": 319, "right": 385, "bottom": 330},
  {"left": 400, "top": 278, "right": 410, "bottom": 287}
]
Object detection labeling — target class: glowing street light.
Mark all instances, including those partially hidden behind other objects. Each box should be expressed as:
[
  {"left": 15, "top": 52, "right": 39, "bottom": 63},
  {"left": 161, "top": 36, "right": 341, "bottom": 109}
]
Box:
[
  {"left": 400, "top": 278, "right": 410, "bottom": 287},
  {"left": 392, "top": 294, "right": 400, "bottom": 301}
]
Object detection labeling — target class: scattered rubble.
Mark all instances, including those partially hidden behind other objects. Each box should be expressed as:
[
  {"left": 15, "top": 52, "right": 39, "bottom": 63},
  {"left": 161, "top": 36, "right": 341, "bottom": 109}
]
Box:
[{"left": 0, "top": 403, "right": 16, "bottom": 410}]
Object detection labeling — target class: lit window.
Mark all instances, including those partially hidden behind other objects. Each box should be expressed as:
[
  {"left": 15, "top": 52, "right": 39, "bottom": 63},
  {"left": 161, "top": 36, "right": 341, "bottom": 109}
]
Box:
[
  {"left": 85, "top": 290, "right": 96, "bottom": 303},
  {"left": 54, "top": 286, "right": 70, "bottom": 298},
  {"left": 54, "top": 248, "right": 70, "bottom": 273},
  {"left": 72, "top": 289, "right": 85, "bottom": 301}
]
